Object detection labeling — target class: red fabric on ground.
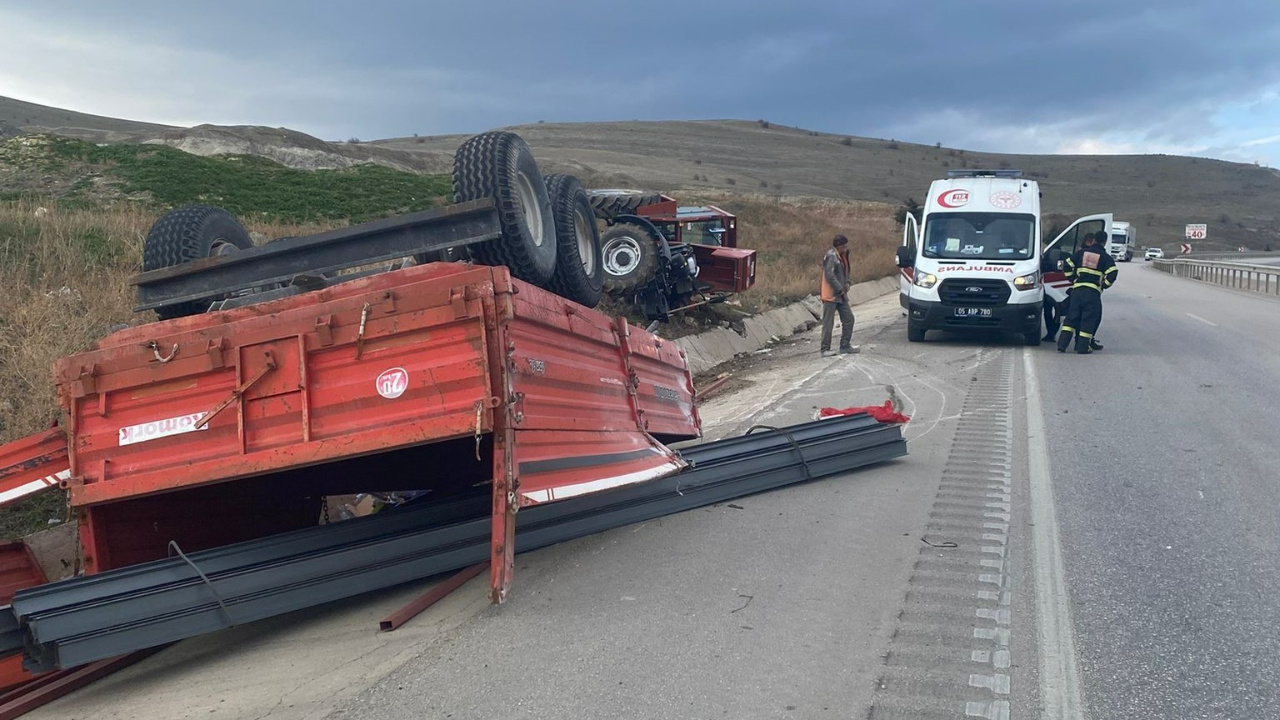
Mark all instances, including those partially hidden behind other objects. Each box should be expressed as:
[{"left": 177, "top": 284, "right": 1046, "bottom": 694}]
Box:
[{"left": 819, "top": 401, "right": 911, "bottom": 424}]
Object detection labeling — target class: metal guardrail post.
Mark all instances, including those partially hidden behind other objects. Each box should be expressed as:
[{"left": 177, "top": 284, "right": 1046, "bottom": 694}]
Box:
[{"left": 1154, "top": 256, "right": 1280, "bottom": 297}]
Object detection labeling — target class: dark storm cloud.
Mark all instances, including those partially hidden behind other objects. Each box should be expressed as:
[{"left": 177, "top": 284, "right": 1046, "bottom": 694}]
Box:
[{"left": 4, "top": 0, "right": 1279, "bottom": 154}]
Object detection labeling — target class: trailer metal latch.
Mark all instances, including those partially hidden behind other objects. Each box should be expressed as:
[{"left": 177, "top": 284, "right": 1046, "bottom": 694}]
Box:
[{"left": 195, "top": 351, "right": 277, "bottom": 430}]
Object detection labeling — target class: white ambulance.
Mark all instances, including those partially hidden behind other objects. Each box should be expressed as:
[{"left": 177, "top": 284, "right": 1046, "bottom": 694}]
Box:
[{"left": 896, "top": 169, "right": 1111, "bottom": 345}]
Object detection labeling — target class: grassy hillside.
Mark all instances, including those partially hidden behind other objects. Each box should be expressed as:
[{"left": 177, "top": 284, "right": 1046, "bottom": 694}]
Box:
[
  {"left": 6, "top": 96, "right": 1276, "bottom": 251},
  {"left": 0, "top": 135, "right": 453, "bottom": 222},
  {"left": 384, "top": 121, "right": 1280, "bottom": 252},
  {"left": 0, "top": 95, "right": 168, "bottom": 141}
]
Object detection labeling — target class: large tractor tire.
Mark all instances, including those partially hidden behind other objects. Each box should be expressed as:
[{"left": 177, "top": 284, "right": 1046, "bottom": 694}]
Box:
[
  {"left": 452, "top": 132, "right": 557, "bottom": 285},
  {"left": 600, "top": 222, "right": 660, "bottom": 294},
  {"left": 588, "top": 189, "right": 663, "bottom": 217},
  {"left": 543, "top": 174, "right": 603, "bottom": 308},
  {"left": 142, "top": 204, "right": 254, "bottom": 319}
]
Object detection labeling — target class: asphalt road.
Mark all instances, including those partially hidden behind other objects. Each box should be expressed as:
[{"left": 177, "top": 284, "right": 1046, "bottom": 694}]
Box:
[
  {"left": 330, "top": 296, "right": 1006, "bottom": 720},
  {"left": 31, "top": 267, "right": 1280, "bottom": 720},
  {"left": 1033, "top": 264, "right": 1280, "bottom": 719}
]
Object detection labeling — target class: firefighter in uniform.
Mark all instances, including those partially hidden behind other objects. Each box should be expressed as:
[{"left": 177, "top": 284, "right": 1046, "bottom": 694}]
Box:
[{"left": 1056, "top": 231, "right": 1117, "bottom": 354}]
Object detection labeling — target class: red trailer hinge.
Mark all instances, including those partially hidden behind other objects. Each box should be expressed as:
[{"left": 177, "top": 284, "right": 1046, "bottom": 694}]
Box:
[
  {"left": 314, "top": 315, "right": 335, "bottom": 347},
  {"left": 70, "top": 364, "right": 99, "bottom": 399},
  {"left": 205, "top": 337, "right": 228, "bottom": 370}
]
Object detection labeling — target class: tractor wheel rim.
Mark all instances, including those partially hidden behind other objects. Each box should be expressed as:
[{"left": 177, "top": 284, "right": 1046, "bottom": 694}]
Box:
[
  {"left": 574, "top": 208, "right": 596, "bottom": 276},
  {"left": 516, "top": 172, "right": 546, "bottom": 248},
  {"left": 603, "top": 236, "right": 641, "bottom": 277}
]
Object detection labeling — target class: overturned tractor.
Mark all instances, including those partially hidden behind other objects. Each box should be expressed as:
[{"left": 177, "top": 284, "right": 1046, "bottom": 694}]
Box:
[{"left": 590, "top": 191, "right": 757, "bottom": 322}]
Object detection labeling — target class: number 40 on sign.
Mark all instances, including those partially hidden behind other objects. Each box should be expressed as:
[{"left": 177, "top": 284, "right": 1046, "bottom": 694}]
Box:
[{"left": 1185, "top": 224, "right": 1207, "bottom": 240}]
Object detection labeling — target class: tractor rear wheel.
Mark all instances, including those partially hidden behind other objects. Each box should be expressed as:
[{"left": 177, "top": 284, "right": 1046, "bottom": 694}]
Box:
[
  {"left": 588, "top": 189, "right": 663, "bottom": 217},
  {"left": 600, "top": 222, "right": 660, "bottom": 294},
  {"left": 141, "top": 204, "right": 254, "bottom": 319},
  {"left": 452, "top": 132, "right": 557, "bottom": 285},
  {"left": 543, "top": 174, "right": 603, "bottom": 307}
]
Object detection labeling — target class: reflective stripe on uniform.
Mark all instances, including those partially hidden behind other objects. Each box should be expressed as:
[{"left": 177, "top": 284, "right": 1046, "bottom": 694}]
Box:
[
  {"left": 1060, "top": 325, "right": 1076, "bottom": 333},
  {"left": 1072, "top": 281, "right": 1102, "bottom": 291},
  {"left": 1077, "top": 331, "right": 1094, "bottom": 339},
  {"left": 1076, "top": 267, "right": 1105, "bottom": 278}
]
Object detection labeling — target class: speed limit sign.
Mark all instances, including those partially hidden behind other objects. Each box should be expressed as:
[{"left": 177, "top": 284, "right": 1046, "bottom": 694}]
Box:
[{"left": 1185, "top": 224, "right": 1207, "bottom": 240}]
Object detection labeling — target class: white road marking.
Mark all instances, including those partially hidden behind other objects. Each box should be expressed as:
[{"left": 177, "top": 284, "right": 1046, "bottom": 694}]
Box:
[
  {"left": 1023, "top": 348, "right": 1086, "bottom": 720},
  {"left": 1185, "top": 312, "right": 1218, "bottom": 327}
]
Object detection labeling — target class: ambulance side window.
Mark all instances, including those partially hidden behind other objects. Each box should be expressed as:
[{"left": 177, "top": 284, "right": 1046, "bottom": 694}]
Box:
[
  {"left": 1050, "top": 220, "right": 1106, "bottom": 258},
  {"left": 1051, "top": 225, "right": 1081, "bottom": 257}
]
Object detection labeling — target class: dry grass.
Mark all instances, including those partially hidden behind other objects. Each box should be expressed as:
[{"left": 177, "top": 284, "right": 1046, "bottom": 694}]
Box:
[
  {"left": 0, "top": 194, "right": 897, "bottom": 441},
  {"left": 692, "top": 193, "right": 900, "bottom": 307},
  {"left": 0, "top": 200, "right": 338, "bottom": 444}
]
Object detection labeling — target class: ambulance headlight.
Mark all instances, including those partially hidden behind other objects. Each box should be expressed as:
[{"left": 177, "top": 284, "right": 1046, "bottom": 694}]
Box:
[
  {"left": 913, "top": 272, "right": 938, "bottom": 289},
  {"left": 1013, "top": 272, "right": 1040, "bottom": 290}
]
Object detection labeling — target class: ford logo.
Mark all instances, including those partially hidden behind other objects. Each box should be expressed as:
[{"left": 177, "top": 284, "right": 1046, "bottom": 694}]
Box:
[{"left": 965, "top": 286, "right": 983, "bottom": 292}]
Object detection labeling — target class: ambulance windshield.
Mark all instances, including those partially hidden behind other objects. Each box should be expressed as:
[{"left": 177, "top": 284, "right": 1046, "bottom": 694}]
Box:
[{"left": 922, "top": 213, "right": 1036, "bottom": 261}]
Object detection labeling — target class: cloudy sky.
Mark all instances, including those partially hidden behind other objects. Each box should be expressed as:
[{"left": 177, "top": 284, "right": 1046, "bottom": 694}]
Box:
[{"left": 2, "top": 0, "right": 1279, "bottom": 164}]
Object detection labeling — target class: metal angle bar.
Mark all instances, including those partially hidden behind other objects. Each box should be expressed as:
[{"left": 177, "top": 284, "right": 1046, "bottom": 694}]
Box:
[
  {"left": 12, "top": 493, "right": 490, "bottom": 618},
  {"left": 29, "top": 426, "right": 904, "bottom": 645},
  {"left": 0, "top": 648, "right": 163, "bottom": 720},
  {"left": 678, "top": 414, "right": 880, "bottom": 464},
  {"left": 26, "top": 429, "right": 894, "bottom": 643},
  {"left": 16, "top": 421, "right": 872, "bottom": 619},
  {"left": 380, "top": 561, "right": 488, "bottom": 632},
  {"left": 0, "top": 608, "right": 21, "bottom": 658},
  {"left": 132, "top": 199, "right": 501, "bottom": 312},
  {"left": 24, "top": 507, "right": 494, "bottom": 644},
  {"left": 34, "top": 428, "right": 904, "bottom": 667}
]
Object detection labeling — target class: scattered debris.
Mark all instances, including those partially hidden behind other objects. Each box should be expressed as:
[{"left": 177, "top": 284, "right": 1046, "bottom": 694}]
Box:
[{"left": 820, "top": 401, "right": 911, "bottom": 424}]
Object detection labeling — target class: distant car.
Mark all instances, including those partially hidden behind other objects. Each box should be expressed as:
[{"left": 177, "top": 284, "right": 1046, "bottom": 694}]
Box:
[{"left": 1145, "top": 248, "right": 1165, "bottom": 261}]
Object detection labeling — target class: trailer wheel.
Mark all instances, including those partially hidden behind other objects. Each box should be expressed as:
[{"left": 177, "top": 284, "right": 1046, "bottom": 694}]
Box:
[
  {"left": 142, "top": 204, "right": 254, "bottom": 319},
  {"left": 600, "top": 222, "right": 660, "bottom": 294},
  {"left": 453, "top": 132, "right": 557, "bottom": 285},
  {"left": 543, "top": 174, "right": 603, "bottom": 307},
  {"left": 588, "top": 189, "right": 663, "bottom": 217}
]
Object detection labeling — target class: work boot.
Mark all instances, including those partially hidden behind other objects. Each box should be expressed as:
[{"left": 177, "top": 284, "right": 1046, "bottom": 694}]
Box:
[
  {"left": 1075, "top": 340, "right": 1092, "bottom": 354},
  {"left": 838, "top": 346, "right": 861, "bottom": 355},
  {"left": 1090, "top": 339, "right": 1104, "bottom": 351},
  {"left": 1056, "top": 331, "right": 1072, "bottom": 353},
  {"left": 820, "top": 349, "right": 833, "bottom": 357}
]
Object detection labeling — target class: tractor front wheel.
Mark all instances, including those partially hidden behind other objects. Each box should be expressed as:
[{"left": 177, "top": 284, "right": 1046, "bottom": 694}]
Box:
[{"left": 600, "top": 223, "right": 660, "bottom": 294}]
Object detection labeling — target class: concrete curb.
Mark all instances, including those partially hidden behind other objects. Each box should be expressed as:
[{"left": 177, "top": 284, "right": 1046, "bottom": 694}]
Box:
[{"left": 674, "top": 276, "right": 900, "bottom": 377}]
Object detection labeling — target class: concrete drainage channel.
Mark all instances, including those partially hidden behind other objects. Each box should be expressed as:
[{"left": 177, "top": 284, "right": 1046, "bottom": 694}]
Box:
[{"left": 675, "top": 276, "right": 899, "bottom": 376}]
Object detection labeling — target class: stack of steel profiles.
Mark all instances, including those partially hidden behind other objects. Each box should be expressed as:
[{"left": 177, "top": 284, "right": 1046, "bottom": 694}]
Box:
[
  {"left": 7, "top": 414, "right": 904, "bottom": 671},
  {"left": 0, "top": 610, "right": 19, "bottom": 658}
]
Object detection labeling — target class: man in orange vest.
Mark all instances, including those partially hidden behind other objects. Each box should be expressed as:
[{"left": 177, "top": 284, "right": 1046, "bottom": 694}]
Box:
[{"left": 820, "top": 235, "right": 859, "bottom": 356}]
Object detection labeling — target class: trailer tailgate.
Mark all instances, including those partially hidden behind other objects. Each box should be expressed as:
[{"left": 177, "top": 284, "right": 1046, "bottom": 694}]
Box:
[{"left": 56, "top": 263, "right": 499, "bottom": 506}]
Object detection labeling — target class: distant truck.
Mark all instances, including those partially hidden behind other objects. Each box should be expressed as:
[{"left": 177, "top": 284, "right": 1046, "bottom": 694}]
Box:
[{"left": 1106, "top": 221, "right": 1137, "bottom": 262}]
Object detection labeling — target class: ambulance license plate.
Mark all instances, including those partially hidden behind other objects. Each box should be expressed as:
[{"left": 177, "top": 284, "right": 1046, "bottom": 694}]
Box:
[{"left": 954, "top": 307, "right": 992, "bottom": 318}]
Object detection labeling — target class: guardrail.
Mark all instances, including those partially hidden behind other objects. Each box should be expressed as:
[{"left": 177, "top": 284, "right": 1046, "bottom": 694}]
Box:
[{"left": 1152, "top": 257, "right": 1280, "bottom": 296}]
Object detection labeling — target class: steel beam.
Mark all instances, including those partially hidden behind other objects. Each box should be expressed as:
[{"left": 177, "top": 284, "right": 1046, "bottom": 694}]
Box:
[
  {"left": 132, "top": 199, "right": 501, "bottom": 313},
  {"left": 10, "top": 417, "right": 905, "bottom": 670}
]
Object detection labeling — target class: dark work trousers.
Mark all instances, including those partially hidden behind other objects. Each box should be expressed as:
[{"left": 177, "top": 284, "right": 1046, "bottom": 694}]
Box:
[
  {"left": 820, "top": 300, "right": 854, "bottom": 351},
  {"left": 1056, "top": 288, "right": 1102, "bottom": 352},
  {"left": 1043, "top": 298, "right": 1061, "bottom": 339}
]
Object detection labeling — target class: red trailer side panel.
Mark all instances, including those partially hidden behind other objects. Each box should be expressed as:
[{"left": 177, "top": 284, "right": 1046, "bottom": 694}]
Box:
[
  {"left": 0, "top": 542, "right": 48, "bottom": 692},
  {"left": 57, "top": 264, "right": 498, "bottom": 507}
]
